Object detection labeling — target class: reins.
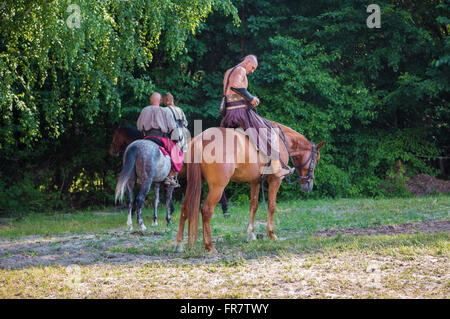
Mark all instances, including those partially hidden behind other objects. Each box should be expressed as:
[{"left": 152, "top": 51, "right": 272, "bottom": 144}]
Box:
[
  {"left": 276, "top": 123, "right": 317, "bottom": 184},
  {"left": 258, "top": 120, "right": 317, "bottom": 210}
]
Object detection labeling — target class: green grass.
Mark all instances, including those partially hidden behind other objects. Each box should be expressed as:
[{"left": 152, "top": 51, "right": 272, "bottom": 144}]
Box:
[
  {"left": 0, "top": 195, "right": 449, "bottom": 298},
  {"left": 0, "top": 195, "right": 448, "bottom": 240},
  {"left": 2, "top": 195, "right": 447, "bottom": 261},
  {"left": 0, "top": 210, "right": 126, "bottom": 238}
]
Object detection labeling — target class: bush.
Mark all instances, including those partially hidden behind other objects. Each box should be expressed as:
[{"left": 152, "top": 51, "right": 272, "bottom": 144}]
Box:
[{"left": 0, "top": 174, "right": 48, "bottom": 214}]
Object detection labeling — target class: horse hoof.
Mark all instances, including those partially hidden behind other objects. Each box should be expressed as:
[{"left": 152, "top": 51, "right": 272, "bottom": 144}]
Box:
[
  {"left": 128, "top": 225, "right": 133, "bottom": 232},
  {"left": 140, "top": 224, "right": 147, "bottom": 231},
  {"left": 152, "top": 221, "right": 158, "bottom": 227},
  {"left": 247, "top": 232, "right": 257, "bottom": 242},
  {"left": 206, "top": 246, "right": 218, "bottom": 254},
  {"left": 174, "top": 243, "right": 184, "bottom": 253},
  {"left": 223, "top": 213, "right": 230, "bottom": 218}
]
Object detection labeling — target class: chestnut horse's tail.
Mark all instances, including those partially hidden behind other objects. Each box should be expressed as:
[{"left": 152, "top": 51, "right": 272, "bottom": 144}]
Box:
[{"left": 183, "top": 160, "right": 202, "bottom": 247}]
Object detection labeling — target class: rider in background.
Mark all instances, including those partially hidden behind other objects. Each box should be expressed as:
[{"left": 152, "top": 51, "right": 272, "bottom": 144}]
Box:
[
  {"left": 162, "top": 92, "right": 189, "bottom": 153},
  {"left": 136, "top": 92, "right": 183, "bottom": 187}
]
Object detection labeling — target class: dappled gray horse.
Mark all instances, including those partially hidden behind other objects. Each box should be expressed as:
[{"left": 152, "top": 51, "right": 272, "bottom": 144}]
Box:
[{"left": 115, "top": 140, "right": 174, "bottom": 230}]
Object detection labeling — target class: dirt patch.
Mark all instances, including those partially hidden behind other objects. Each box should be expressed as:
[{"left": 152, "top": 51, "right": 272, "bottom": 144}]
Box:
[
  {"left": 0, "top": 229, "right": 173, "bottom": 270},
  {"left": 315, "top": 220, "right": 450, "bottom": 237},
  {"left": 382, "top": 173, "right": 450, "bottom": 196},
  {"left": 406, "top": 174, "right": 450, "bottom": 196}
]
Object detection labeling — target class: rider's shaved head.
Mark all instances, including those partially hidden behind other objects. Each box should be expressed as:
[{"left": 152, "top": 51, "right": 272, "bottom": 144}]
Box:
[
  {"left": 243, "top": 55, "right": 258, "bottom": 63},
  {"left": 150, "top": 92, "right": 161, "bottom": 106},
  {"left": 241, "top": 54, "right": 258, "bottom": 74}
]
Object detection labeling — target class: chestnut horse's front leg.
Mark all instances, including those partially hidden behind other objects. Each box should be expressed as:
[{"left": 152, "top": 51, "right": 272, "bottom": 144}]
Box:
[{"left": 266, "top": 176, "right": 282, "bottom": 240}]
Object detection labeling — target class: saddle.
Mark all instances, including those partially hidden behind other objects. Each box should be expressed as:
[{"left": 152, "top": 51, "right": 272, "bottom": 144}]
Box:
[
  {"left": 143, "top": 136, "right": 173, "bottom": 159},
  {"left": 234, "top": 127, "right": 293, "bottom": 180},
  {"left": 143, "top": 136, "right": 165, "bottom": 149}
]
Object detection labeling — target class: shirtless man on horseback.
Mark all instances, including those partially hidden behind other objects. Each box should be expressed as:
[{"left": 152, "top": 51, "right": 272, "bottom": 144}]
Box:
[
  {"left": 220, "top": 55, "right": 294, "bottom": 178},
  {"left": 174, "top": 57, "right": 325, "bottom": 252}
]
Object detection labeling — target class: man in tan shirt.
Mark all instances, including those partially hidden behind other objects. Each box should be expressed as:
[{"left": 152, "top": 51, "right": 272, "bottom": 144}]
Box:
[
  {"left": 136, "top": 92, "right": 183, "bottom": 187},
  {"left": 137, "top": 92, "right": 177, "bottom": 135},
  {"left": 163, "top": 92, "right": 189, "bottom": 152}
]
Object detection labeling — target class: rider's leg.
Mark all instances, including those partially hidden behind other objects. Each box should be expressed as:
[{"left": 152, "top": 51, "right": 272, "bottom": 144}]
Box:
[
  {"left": 164, "top": 169, "right": 180, "bottom": 187},
  {"left": 261, "top": 159, "right": 293, "bottom": 177},
  {"left": 273, "top": 159, "right": 294, "bottom": 178}
]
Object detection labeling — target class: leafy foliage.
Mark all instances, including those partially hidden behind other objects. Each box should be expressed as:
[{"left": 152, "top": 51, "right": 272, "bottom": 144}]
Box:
[{"left": 0, "top": 0, "right": 448, "bottom": 212}]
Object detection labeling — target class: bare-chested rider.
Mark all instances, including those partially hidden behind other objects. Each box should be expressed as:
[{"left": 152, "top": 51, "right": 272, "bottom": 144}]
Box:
[{"left": 220, "top": 55, "right": 294, "bottom": 177}]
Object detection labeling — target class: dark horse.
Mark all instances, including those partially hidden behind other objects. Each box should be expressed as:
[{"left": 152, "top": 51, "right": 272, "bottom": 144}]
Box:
[{"left": 109, "top": 125, "right": 230, "bottom": 221}]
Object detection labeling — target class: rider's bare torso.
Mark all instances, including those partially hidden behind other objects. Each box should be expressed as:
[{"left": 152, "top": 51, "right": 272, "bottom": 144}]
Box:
[{"left": 224, "top": 66, "right": 248, "bottom": 95}]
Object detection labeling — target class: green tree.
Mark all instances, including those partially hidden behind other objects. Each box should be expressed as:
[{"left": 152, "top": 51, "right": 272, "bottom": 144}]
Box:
[{"left": 0, "top": 0, "right": 238, "bottom": 212}]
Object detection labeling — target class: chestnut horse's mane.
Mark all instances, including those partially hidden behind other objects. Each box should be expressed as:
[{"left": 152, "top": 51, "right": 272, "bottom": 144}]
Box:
[{"left": 267, "top": 120, "right": 313, "bottom": 152}]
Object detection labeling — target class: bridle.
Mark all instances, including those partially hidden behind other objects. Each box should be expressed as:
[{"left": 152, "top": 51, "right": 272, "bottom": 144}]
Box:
[
  {"left": 257, "top": 120, "right": 318, "bottom": 211},
  {"left": 276, "top": 124, "right": 317, "bottom": 185}
]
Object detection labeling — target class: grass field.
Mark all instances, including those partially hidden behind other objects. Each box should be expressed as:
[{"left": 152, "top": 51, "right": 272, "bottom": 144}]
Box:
[{"left": 0, "top": 195, "right": 449, "bottom": 298}]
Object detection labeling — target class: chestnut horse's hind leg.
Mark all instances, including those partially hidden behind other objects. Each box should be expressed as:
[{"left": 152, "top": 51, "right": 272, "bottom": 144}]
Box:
[
  {"left": 266, "top": 176, "right": 282, "bottom": 240},
  {"left": 247, "top": 181, "right": 261, "bottom": 241},
  {"left": 201, "top": 185, "right": 226, "bottom": 252},
  {"left": 175, "top": 203, "right": 187, "bottom": 253}
]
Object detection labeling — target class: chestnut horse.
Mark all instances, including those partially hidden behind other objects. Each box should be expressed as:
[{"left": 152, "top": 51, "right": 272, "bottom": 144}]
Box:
[{"left": 175, "top": 121, "right": 325, "bottom": 252}]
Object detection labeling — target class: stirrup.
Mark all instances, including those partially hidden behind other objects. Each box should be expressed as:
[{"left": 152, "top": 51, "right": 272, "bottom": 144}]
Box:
[
  {"left": 260, "top": 162, "right": 273, "bottom": 176},
  {"left": 164, "top": 177, "right": 180, "bottom": 188},
  {"left": 278, "top": 166, "right": 295, "bottom": 177},
  {"left": 260, "top": 163, "right": 294, "bottom": 178}
]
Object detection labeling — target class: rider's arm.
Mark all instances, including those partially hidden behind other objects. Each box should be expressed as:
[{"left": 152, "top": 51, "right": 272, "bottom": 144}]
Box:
[
  {"left": 229, "top": 67, "right": 258, "bottom": 106},
  {"left": 136, "top": 107, "right": 147, "bottom": 132},
  {"left": 176, "top": 107, "right": 188, "bottom": 127},
  {"left": 230, "top": 87, "right": 255, "bottom": 103},
  {"left": 163, "top": 108, "right": 179, "bottom": 139}
]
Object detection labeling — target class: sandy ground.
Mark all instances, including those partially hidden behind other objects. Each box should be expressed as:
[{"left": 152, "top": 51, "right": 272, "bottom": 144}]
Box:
[
  {"left": 0, "top": 220, "right": 448, "bottom": 270},
  {"left": 0, "top": 220, "right": 448, "bottom": 298},
  {"left": 0, "top": 229, "right": 172, "bottom": 270},
  {"left": 315, "top": 220, "right": 450, "bottom": 237}
]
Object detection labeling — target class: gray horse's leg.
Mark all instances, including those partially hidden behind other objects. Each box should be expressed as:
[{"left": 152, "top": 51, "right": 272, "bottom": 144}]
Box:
[
  {"left": 152, "top": 183, "right": 161, "bottom": 226},
  {"left": 164, "top": 185, "right": 175, "bottom": 225},
  {"left": 136, "top": 179, "right": 152, "bottom": 231},
  {"left": 169, "top": 199, "right": 175, "bottom": 216},
  {"left": 126, "top": 175, "right": 136, "bottom": 231}
]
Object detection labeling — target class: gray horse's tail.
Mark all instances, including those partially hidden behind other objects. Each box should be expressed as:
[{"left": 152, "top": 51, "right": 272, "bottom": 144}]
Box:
[{"left": 115, "top": 144, "right": 137, "bottom": 204}]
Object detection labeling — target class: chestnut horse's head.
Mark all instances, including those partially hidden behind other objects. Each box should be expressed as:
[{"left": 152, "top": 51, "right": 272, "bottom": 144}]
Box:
[
  {"left": 291, "top": 140, "right": 325, "bottom": 193},
  {"left": 109, "top": 125, "right": 143, "bottom": 157}
]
